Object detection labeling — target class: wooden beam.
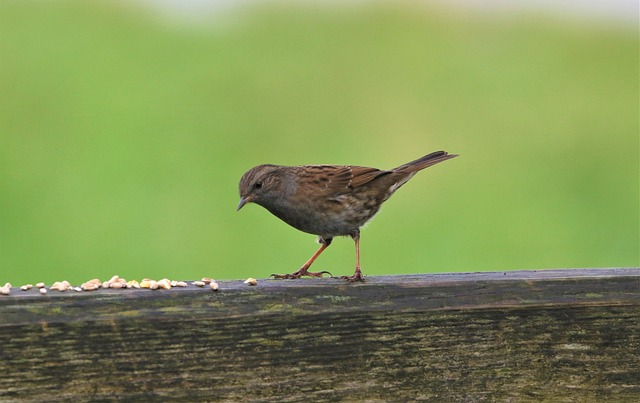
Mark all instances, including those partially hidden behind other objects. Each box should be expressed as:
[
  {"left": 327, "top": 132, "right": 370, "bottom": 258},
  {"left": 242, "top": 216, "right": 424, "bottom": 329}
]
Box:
[{"left": 1, "top": 268, "right": 638, "bottom": 400}]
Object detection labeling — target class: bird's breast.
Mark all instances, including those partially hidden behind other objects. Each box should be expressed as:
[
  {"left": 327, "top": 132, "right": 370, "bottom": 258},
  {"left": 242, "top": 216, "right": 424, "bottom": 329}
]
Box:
[{"left": 260, "top": 193, "right": 378, "bottom": 238}]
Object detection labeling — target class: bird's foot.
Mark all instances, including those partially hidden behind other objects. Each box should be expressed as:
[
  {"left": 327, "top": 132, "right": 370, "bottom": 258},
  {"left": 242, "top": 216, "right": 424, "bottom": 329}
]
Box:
[
  {"left": 270, "top": 268, "right": 333, "bottom": 279},
  {"left": 340, "top": 271, "right": 364, "bottom": 282}
]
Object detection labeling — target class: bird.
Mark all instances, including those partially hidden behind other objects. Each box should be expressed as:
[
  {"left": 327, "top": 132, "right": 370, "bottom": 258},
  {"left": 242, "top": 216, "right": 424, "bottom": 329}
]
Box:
[{"left": 237, "top": 151, "right": 458, "bottom": 281}]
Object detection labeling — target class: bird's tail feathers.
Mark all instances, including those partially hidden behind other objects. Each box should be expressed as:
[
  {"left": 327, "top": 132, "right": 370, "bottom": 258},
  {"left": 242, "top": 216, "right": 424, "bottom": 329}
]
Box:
[{"left": 393, "top": 151, "right": 458, "bottom": 173}]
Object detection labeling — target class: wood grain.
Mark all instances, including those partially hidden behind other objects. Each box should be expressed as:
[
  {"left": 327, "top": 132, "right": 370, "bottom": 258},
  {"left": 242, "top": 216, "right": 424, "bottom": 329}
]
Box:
[{"left": 1, "top": 268, "right": 638, "bottom": 401}]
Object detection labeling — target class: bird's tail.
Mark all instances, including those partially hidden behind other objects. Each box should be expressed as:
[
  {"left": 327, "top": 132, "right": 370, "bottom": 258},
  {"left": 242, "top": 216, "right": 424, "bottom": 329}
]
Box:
[{"left": 393, "top": 151, "right": 458, "bottom": 173}]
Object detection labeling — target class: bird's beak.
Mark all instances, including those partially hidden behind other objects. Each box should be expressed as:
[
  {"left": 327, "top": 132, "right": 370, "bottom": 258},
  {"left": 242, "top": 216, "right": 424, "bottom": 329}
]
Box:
[{"left": 237, "top": 196, "right": 252, "bottom": 211}]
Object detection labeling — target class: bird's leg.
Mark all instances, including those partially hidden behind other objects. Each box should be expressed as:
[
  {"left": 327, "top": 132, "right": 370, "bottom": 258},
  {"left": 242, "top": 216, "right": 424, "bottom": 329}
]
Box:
[
  {"left": 271, "top": 238, "right": 333, "bottom": 279},
  {"left": 342, "top": 232, "right": 364, "bottom": 282}
]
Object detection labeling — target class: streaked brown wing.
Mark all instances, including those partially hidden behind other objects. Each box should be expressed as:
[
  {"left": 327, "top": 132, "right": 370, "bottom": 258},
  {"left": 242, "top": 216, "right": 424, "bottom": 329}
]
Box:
[
  {"left": 298, "top": 165, "right": 390, "bottom": 196},
  {"left": 349, "top": 165, "right": 391, "bottom": 188}
]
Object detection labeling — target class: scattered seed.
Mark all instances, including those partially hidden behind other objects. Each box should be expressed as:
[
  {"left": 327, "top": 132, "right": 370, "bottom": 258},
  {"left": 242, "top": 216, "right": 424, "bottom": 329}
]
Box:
[
  {"left": 79, "top": 278, "right": 102, "bottom": 291},
  {"left": 81, "top": 281, "right": 100, "bottom": 291},
  {"left": 244, "top": 278, "right": 257, "bottom": 286},
  {"left": 140, "top": 279, "right": 160, "bottom": 290},
  {"left": 13, "top": 276, "right": 217, "bottom": 294},
  {"left": 50, "top": 281, "right": 71, "bottom": 292},
  {"left": 1, "top": 283, "right": 12, "bottom": 295},
  {"left": 158, "top": 278, "right": 171, "bottom": 290}
]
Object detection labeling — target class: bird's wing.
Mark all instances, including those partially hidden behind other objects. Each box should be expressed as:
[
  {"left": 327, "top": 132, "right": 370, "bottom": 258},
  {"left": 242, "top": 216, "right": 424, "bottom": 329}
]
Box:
[
  {"left": 300, "top": 165, "right": 391, "bottom": 195},
  {"left": 349, "top": 165, "right": 392, "bottom": 188}
]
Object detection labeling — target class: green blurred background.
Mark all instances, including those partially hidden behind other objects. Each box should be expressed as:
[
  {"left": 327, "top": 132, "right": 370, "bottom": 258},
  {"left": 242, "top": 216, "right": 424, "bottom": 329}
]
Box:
[{"left": 1, "top": 1, "right": 638, "bottom": 284}]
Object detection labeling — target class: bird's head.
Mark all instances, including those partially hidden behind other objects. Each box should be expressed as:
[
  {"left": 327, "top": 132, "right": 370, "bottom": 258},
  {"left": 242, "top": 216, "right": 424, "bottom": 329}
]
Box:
[{"left": 237, "top": 164, "right": 285, "bottom": 211}]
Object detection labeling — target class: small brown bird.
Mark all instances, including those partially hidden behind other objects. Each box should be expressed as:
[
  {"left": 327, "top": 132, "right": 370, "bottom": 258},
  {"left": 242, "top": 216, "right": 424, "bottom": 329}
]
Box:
[{"left": 237, "top": 151, "right": 458, "bottom": 281}]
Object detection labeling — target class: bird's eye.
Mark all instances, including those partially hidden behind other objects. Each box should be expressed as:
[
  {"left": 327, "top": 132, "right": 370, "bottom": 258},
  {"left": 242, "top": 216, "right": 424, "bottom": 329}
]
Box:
[{"left": 253, "top": 181, "right": 263, "bottom": 190}]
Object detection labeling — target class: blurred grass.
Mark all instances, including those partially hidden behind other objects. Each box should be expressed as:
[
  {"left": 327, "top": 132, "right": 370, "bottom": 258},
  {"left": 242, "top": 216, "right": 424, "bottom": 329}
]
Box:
[{"left": 0, "top": 1, "right": 638, "bottom": 284}]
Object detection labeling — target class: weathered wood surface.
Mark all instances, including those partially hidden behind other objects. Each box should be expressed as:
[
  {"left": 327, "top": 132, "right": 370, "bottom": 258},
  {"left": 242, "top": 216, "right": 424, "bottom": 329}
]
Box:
[{"left": 1, "top": 268, "right": 638, "bottom": 401}]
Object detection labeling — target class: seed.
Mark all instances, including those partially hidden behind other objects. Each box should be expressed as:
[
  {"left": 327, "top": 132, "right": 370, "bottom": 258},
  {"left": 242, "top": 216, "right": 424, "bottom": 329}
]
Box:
[
  {"left": 174, "top": 281, "right": 188, "bottom": 287},
  {"left": 110, "top": 282, "right": 124, "bottom": 289},
  {"left": 158, "top": 279, "right": 171, "bottom": 290},
  {"left": 50, "top": 282, "right": 69, "bottom": 292},
  {"left": 39, "top": 288, "right": 47, "bottom": 295},
  {"left": 149, "top": 281, "right": 159, "bottom": 290},
  {"left": 140, "top": 279, "right": 155, "bottom": 288},
  {"left": 21, "top": 284, "right": 33, "bottom": 291},
  {"left": 102, "top": 282, "right": 111, "bottom": 289},
  {"left": 201, "top": 277, "right": 214, "bottom": 284},
  {"left": 36, "top": 282, "right": 45, "bottom": 288},
  {"left": 210, "top": 282, "right": 219, "bottom": 291},
  {"left": 81, "top": 282, "right": 99, "bottom": 291},
  {"left": 193, "top": 281, "right": 206, "bottom": 287},
  {"left": 3, "top": 282, "right": 11, "bottom": 288},
  {"left": 81, "top": 279, "right": 102, "bottom": 290},
  {"left": 244, "top": 278, "right": 257, "bottom": 286},
  {"left": 108, "top": 275, "right": 119, "bottom": 284},
  {"left": 0, "top": 286, "right": 10, "bottom": 295},
  {"left": 73, "top": 287, "right": 83, "bottom": 292},
  {"left": 127, "top": 280, "right": 140, "bottom": 289}
]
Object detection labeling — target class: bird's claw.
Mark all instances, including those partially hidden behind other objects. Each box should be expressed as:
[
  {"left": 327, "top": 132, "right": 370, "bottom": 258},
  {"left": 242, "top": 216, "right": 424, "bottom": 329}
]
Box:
[
  {"left": 270, "top": 269, "right": 333, "bottom": 279},
  {"left": 340, "top": 273, "right": 365, "bottom": 282},
  {"left": 270, "top": 273, "right": 300, "bottom": 279}
]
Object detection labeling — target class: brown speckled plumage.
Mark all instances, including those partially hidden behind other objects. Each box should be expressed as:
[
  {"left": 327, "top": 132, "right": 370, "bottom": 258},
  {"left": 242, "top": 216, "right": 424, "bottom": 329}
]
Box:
[{"left": 238, "top": 151, "right": 458, "bottom": 281}]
